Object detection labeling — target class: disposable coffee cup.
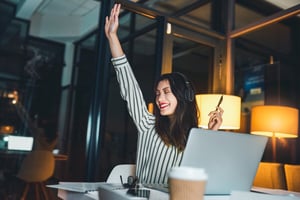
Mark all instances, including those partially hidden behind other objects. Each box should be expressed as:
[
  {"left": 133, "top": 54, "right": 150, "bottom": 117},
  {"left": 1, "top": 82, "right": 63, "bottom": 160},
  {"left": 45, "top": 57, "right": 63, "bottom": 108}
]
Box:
[{"left": 168, "top": 166, "right": 207, "bottom": 200}]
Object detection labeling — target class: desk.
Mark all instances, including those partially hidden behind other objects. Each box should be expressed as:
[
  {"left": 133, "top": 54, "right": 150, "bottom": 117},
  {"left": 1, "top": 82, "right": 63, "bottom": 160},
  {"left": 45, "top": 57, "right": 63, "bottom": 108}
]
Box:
[
  {"left": 53, "top": 183, "right": 300, "bottom": 200},
  {"left": 0, "top": 149, "right": 68, "bottom": 160},
  {"left": 53, "top": 153, "right": 68, "bottom": 161},
  {"left": 57, "top": 189, "right": 229, "bottom": 200},
  {"left": 0, "top": 149, "right": 30, "bottom": 156},
  {"left": 54, "top": 183, "right": 229, "bottom": 200}
]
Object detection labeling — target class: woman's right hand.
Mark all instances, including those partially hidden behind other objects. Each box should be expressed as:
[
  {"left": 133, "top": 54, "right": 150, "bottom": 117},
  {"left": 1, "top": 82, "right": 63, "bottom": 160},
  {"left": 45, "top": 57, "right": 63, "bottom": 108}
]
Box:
[
  {"left": 105, "top": 3, "right": 121, "bottom": 40},
  {"left": 208, "top": 106, "right": 224, "bottom": 130},
  {"left": 105, "top": 3, "right": 124, "bottom": 58}
]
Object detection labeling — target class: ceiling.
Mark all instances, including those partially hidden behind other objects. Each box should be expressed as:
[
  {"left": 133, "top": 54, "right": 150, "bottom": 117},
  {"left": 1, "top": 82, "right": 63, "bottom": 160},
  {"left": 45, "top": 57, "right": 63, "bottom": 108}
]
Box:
[
  {"left": 15, "top": 0, "right": 100, "bottom": 42},
  {"left": 7, "top": 0, "right": 300, "bottom": 43}
]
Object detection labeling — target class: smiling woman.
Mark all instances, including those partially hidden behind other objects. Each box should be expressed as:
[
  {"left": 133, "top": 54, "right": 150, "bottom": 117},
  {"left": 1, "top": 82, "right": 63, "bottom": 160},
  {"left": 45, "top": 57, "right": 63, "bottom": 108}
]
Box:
[
  {"left": 2, "top": 0, "right": 300, "bottom": 185},
  {"left": 104, "top": 3, "right": 223, "bottom": 184}
]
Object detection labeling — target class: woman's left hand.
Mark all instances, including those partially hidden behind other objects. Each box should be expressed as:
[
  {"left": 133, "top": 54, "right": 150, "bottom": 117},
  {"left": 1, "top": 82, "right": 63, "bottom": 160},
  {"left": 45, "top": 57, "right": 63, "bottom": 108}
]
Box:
[{"left": 208, "top": 107, "right": 224, "bottom": 130}]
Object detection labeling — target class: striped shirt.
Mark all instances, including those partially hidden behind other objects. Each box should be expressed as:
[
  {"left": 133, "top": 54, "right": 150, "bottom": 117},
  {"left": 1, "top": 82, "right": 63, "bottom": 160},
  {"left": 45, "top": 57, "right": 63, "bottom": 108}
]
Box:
[{"left": 112, "top": 55, "right": 183, "bottom": 184}]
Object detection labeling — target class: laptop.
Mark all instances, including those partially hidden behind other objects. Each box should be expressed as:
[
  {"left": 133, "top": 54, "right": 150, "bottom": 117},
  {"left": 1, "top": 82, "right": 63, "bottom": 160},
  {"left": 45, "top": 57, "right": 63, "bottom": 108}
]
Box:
[
  {"left": 181, "top": 128, "right": 267, "bottom": 195},
  {"left": 7, "top": 135, "right": 34, "bottom": 151},
  {"left": 144, "top": 128, "right": 267, "bottom": 195}
]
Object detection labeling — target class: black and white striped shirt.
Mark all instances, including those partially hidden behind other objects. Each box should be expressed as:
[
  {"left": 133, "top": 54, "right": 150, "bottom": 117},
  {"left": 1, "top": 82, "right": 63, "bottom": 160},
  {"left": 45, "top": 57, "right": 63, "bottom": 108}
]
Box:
[{"left": 112, "top": 55, "right": 183, "bottom": 184}]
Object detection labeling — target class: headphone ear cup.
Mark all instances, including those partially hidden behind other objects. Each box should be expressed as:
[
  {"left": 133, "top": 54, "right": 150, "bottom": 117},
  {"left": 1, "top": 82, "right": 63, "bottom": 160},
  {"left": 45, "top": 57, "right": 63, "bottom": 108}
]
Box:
[
  {"left": 174, "top": 72, "right": 195, "bottom": 102},
  {"left": 185, "top": 83, "right": 194, "bottom": 102}
]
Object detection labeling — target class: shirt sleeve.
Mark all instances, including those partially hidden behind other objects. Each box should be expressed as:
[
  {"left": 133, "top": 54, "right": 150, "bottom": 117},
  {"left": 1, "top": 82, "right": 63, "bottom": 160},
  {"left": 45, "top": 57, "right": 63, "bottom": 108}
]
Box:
[{"left": 111, "top": 55, "right": 155, "bottom": 133}]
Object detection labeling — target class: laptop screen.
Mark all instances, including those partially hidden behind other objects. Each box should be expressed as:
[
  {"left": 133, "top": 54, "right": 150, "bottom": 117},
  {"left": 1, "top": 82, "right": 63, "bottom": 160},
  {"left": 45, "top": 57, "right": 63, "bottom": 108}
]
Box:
[{"left": 7, "top": 135, "right": 34, "bottom": 151}]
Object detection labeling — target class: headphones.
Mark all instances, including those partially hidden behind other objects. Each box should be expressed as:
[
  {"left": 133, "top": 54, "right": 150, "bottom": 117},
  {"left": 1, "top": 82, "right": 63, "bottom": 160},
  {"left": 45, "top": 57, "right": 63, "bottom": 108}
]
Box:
[{"left": 174, "top": 72, "right": 195, "bottom": 102}]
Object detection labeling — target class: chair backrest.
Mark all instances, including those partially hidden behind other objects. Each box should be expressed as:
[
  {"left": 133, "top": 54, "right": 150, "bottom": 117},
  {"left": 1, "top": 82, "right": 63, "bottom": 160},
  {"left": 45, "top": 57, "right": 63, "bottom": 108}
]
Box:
[
  {"left": 284, "top": 164, "right": 300, "bottom": 192},
  {"left": 17, "top": 150, "right": 55, "bottom": 182},
  {"left": 253, "top": 162, "right": 287, "bottom": 189},
  {"left": 106, "top": 164, "right": 136, "bottom": 183}
]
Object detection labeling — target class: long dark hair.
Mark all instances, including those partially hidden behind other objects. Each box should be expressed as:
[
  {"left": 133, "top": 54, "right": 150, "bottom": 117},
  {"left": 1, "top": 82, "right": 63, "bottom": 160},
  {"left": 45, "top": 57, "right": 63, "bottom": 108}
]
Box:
[{"left": 153, "top": 72, "right": 198, "bottom": 151}]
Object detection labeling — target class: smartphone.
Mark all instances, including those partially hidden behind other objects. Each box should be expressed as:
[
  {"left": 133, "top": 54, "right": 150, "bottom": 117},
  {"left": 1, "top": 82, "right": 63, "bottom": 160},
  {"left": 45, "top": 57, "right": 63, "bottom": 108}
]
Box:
[{"left": 215, "top": 95, "right": 223, "bottom": 111}]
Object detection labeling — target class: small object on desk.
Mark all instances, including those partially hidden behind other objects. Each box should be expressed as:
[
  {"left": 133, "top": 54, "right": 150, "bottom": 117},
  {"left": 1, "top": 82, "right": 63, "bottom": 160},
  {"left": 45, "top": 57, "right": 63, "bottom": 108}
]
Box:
[
  {"left": 127, "top": 188, "right": 150, "bottom": 198},
  {"left": 120, "top": 175, "right": 138, "bottom": 188},
  {"left": 98, "top": 183, "right": 153, "bottom": 200},
  {"left": 168, "top": 166, "right": 207, "bottom": 200},
  {"left": 47, "top": 182, "right": 113, "bottom": 193}
]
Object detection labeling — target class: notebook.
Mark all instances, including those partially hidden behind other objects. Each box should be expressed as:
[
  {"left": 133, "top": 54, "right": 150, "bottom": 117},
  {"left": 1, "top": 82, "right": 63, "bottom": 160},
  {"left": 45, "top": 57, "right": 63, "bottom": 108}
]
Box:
[
  {"left": 7, "top": 135, "right": 34, "bottom": 151},
  {"left": 144, "top": 128, "right": 267, "bottom": 195}
]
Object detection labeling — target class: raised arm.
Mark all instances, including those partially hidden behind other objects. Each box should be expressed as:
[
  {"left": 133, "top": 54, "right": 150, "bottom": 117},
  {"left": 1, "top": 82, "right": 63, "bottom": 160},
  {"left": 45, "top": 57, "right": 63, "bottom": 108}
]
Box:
[
  {"left": 105, "top": 3, "right": 124, "bottom": 58},
  {"left": 104, "top": 3, "right": 154, "bottom": 131}
]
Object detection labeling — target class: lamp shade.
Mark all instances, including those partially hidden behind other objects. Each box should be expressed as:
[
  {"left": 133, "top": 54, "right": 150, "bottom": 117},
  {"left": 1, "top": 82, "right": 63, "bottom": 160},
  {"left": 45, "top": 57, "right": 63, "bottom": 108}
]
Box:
[
  {"left": 251, "top": 105, "right": 299, "bottom": 138},
  {"left": 196, "top": 94, "right": 241, "bottom": 129}
]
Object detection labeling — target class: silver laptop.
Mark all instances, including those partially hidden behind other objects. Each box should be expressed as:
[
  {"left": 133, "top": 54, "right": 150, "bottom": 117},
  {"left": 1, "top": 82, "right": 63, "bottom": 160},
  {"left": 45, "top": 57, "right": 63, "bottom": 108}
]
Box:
[
  {"left": 7, "top": 135, "right": 34, "bottom": 151},
  {"left": 144, "top": 128, "right": 267, "bottom": 195},
  {"left": 181, "top": 128, "right": 268, "bottom": 195}
]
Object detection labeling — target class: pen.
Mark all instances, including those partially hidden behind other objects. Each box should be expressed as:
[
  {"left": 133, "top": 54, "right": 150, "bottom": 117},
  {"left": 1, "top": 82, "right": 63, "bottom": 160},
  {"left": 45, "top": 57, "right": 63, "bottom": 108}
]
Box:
[{"left": 215, "top": 95, "right": 223, "bottom": 111}]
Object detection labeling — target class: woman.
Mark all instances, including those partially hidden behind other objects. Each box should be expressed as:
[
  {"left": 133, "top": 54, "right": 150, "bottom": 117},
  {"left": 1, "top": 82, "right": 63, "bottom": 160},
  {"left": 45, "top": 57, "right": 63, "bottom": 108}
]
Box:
[{"left": 105, "top": 3, "right": 223, "bottom": 184}]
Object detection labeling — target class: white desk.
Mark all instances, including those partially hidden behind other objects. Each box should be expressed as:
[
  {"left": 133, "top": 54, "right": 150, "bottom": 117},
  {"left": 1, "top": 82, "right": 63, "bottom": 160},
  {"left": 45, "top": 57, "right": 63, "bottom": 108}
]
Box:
[
  {"left": 55, "top": 182, "right": 229, "bottom": 200},
  {"left": 58, "top": 189, "right": 97, "bottom": 200},
  {"left": 53, "top": 183, "right": 300, "bottom": 200}
]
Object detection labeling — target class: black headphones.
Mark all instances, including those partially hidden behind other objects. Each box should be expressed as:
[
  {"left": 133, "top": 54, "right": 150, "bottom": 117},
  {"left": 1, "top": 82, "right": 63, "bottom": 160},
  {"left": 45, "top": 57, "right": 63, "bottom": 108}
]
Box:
[{"left": 174, "top": 72, "right": 195, "bottom": 102}]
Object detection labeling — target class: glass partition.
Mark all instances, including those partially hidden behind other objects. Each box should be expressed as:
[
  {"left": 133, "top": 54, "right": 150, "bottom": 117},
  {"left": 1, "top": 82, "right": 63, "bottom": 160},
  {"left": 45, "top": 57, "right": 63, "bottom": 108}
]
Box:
[
  {"left": 234, "top": 12, "right": 300, "bottom": 163},
  {"left": 172, "top": 36, "right": 214, "bottom": 94}
]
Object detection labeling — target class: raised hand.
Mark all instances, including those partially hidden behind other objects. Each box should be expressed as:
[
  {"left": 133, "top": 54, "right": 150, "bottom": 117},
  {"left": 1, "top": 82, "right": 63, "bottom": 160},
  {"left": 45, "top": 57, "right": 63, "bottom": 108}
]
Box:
[
  {"left": 104, "top": 3, "right": 124, "bottom": 58},
  {"left": 105, "top": 3, "right": 121, "bottom": 39}
]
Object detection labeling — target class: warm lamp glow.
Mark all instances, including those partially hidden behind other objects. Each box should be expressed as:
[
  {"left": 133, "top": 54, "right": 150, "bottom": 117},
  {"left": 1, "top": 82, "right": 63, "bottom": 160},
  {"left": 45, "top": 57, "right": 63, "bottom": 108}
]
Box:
[
  {"left": 148, "top": 103, "right": 154, "bottom": 114},
  {"left": 196, "top": 94, "right": 241, "bottom": 129},
  {"left": 166, "top": 23, "right": 172, "bottom": 34},
  {"left": 251, "top": 105, "right": 299, "bottom": 138},
  {"left": 0, "top": 125, "right": 14, "bottom": 134}
]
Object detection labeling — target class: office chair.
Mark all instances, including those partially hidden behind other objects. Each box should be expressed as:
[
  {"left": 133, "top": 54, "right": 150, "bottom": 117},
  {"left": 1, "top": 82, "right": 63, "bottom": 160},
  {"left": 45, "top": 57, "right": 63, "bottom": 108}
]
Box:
[
  {"left": 284, "top": 164, "right": 300, "bottom": 192},
  {"left": 253, "top": 162, "right": 287, "bottom": 189},
  {"left": 17, "top": 150, "right": 55, "bottom": 200}
]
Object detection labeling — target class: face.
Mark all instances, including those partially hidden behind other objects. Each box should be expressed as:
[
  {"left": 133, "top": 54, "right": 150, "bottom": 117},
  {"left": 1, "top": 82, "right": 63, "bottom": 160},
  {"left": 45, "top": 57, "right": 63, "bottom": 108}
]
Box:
[{"left": 155, "top": 79, "right": 178, "bottom": 116}]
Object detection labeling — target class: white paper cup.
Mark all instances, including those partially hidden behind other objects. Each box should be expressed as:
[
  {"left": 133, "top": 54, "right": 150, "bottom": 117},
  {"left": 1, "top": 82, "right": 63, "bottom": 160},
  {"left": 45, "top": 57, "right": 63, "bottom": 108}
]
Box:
[{"left": 168, "top": 166, "right": 207, "bottom": 200}]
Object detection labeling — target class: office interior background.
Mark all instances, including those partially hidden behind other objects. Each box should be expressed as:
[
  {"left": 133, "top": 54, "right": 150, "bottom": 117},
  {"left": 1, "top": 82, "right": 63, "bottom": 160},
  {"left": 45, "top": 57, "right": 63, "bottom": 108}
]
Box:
[{"left": 0, "top": 0, "right": 300, "bottom": 182}]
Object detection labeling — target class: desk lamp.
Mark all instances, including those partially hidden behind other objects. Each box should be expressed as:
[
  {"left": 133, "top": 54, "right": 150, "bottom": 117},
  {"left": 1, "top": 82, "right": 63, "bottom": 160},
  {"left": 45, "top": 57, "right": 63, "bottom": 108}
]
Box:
[
  {"left": 250, "top": 105, "right": 299, "bottom": 161},
  {"left": 196, "top": 94, "right": 241, "bottom": 130}
]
